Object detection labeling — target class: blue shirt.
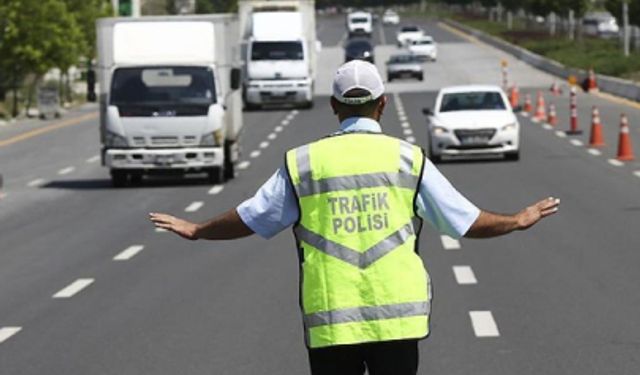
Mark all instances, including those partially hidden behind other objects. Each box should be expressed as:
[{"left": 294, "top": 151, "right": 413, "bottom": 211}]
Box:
[{"left": 237, "top": 117, "right": 480, "bottom": 239}]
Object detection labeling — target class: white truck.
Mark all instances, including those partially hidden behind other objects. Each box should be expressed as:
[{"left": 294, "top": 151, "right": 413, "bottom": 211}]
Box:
[
  {"left": 96, "top": 15, "right": 243, "bottom": 187},
  {"left": 238, "top": 0, "right": 317, "bottom": 109},
  {"left": 347, "top": 11, "right": 373, "bottom": 37}
]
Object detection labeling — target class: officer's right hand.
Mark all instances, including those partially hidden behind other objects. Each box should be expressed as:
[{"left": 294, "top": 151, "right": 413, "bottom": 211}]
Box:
[{"left": 149, "top": 213, "right": 199, "bottom": 240}]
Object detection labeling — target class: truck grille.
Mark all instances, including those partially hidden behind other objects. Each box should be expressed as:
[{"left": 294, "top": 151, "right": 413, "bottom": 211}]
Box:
[{"left": 151, "top": 136, "right": 179, "bottom": 146}]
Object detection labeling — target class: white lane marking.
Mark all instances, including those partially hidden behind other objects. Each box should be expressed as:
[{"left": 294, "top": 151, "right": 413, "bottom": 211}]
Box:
[
  {"left": 403, "top": 128, "right": 413, "bottom": 135},
  {"left": 405, "top": 136, "right": 416, "bottom": 143},
  {"left": 237, "top": 161, "right": 251, "bottom": 170},
  {"left": 608, "top": 159, "right": 624, "bottom": 167},
  {"left": 531, "top": 118, "right": 540, "bottom": 124},
  {"left": 292, "top": 110, "right": 299, "bottom": 115},
  {"left": 208, "top": 185, "right": 224, "bottom": 195},
  {"left": 259, "top": 141, "right": 270, "bottom": 149},
  {"left": 555, "top": 131, "right": 567, "bottom": 138},
  {"left": 401, "top": 122, "right": 410, "bottom": 129},
  {"left": 53, "top": 278, "right": 94, "bottom": 299},
  {"left": 440, "top": 235, "right": 461, "bottom": 250},
  {"left": 0, "top": 327, "right": 22, "bottom": 344},
  {"left": 542, "top": 124, "right": 553, "bottom": 130},
  {"left": 27, "top": 178, "right": 46, "bottom": 187},
  {"left": 114, "top": 245, "right": 144, "bottom": 261},
  {"left": 520, "top": 112, "right": 530, "bottom": 117},
  {"left": 57, "top": 166, "right": 75, "bottom": 175},
  {"left": 588, "top": 148, "right": 602, "bottom": 156},
  {"left": 398, "top": 115, "right": 407, "bottom": 122},
  {"left": 281, "top": 119, "right": 290, "bottom": 126},
  {"left": 185, "top": 201, "right": 204, "bottom": 212},
  {"left": 250, "top": 150, "right": 261, "bottom": 158},
  {"left": 453, "top": 266, "right": 478, "bottom": 285},
  {"left": 155, "top": 227, "right": 168, "bottom": 233},
  {"left": 275, "top": 126, "right": 283, "bottom": 133},
  {"left": 633, "top": 171, "right": 640, "bottom": 178},
  {"left": 570, "top": 139, "right": 583, "bottom": 147},
  {"left": 86, "top": 155, "right": 100, "bottom": 163},
  {"left": 469, "top": 311, "right": 500, "bottom": 337},
  {"left": 267, "top": 133, "right": 277, "bottom": 140}
]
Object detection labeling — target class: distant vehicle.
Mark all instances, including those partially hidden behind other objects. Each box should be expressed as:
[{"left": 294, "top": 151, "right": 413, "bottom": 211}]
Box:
[
  {"left": 423, "top": 85, "right": 520, "bottom": 162},
  {"left": 408, "top": 36, "right": 437, "bottom": 61},
  {"left": 396, "top": 25, "right": 424, "bottom": 46},
  {"left": 382, "top": 9, "right": 400, "bottom": 25},
  {"left": 583, "top": 12, "right": 620, "bottom": 38},
  {"left": 239, "top": 1, "right": 318, "bottom": 109},
  {"left": 345, "top": 38, "right": 374, "bottom": 63},
  {"left": 347, "top": 11, "right": 373, "bottom": 37},
  {"left": 386, "top": 54, "right": 423, "bottom": 82},
  {"left": 96, "top": 16, "right": 243, "bottom": 187}
]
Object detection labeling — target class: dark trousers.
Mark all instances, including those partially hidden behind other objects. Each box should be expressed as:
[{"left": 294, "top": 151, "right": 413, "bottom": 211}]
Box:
[{"left": 308, "top": 339, "right": 419, "bottom": 375}]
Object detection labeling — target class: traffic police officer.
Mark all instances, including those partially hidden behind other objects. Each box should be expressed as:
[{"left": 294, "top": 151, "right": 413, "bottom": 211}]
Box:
[{"left": 150, "top": 60, "right": 560, "bottom": 375}]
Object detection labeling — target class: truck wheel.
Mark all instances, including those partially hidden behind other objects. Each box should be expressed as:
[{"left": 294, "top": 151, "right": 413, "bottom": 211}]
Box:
[
  {"left": 129, "top": 173, "right": 143, "bottom": 185},
  {"left": 206, "top": 167, "right": 225, "bottom": 184},
  {"left": 301, "top": 100, "right": 314, "bottom": 110},
  {"left": 111, "top": 170, "right": 128, "bottom": 188},
  {"left": 505, "top": 151, "right": 520, "bottom": 161},
  {"left": 223, "top": 142, "right": 235, "bottom": 180}
]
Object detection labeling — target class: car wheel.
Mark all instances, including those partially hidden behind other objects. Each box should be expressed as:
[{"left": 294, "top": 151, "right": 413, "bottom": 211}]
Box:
[
  {"left": 129, "top": 172, "right": 143, "bottom": 185},
  {"left": 388, "top": 75, "right": 394, "bottom": 82},
  {"left": 111, "top": 170, "right": 128, "bottom": 188},
  {"left": 418, "top": 74, "right": 424, "bottom": 81},
  {"left": 505, "top": 151, "right": 520, "bottom": 161}
]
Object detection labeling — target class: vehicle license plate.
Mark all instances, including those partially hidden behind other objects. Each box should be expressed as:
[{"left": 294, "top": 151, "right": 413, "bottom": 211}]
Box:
[
  {"left": 155, "top": 155, "right": 174, "bottom": 166},
  {"left": 460, "top": 135, "right": 489, "bottom": 145}
]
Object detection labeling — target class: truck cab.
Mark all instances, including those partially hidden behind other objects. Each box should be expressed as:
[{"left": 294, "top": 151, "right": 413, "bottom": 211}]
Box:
[{"left": 347, "top": 11, "right": 373, "bottom": 37}]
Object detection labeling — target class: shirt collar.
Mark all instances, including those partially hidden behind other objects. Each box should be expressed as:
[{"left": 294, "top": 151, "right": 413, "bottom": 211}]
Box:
[{"left": 339, "top": 117, "right": 382, "bottom": 133}]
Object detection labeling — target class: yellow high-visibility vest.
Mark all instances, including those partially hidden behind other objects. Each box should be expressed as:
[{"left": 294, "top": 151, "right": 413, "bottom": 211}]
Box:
[{"left": 285, "top": 132, "right": 431, "bottom": 348}]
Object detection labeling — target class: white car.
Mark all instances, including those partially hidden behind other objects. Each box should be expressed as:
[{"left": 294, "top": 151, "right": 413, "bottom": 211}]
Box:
[
  {"left": 396, "top": 25, "right": 424, "bottom": 47},
  {"left": 423, "top": 85, "right": 520, "bottom": 162},
  {"left": 382, "top": 10, "right": 400, "bottom": 25},
  {"left": 408, "top": 36, "right": 437, "bottom": 61},
  {"left": 347, "top": 11, "right": 373, "bottom": 37}
]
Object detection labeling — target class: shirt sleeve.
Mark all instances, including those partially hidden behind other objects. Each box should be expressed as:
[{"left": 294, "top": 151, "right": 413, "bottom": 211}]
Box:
[
  {"left": 415, "top": 158, "right": 481, "bottom": 239},
  {"left": 236, "top": 167, "right": 299, "bottom": 239}
]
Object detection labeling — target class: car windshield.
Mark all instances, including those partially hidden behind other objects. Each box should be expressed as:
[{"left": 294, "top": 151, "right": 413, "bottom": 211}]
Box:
[
  {"left": 110, "top": 66, "right": 215, "bottom": 107},
  {"left": 390, "top": 55, "right": 417, "bottom": 63},
  {"left": 440, "top": 92, "right": 506, "bottom": 112},
  {"left": 401, "top": 26, "right": 419, "bottom": 32},
  {"left": 351, "top": 17, "right": 368, "bottom": 23},
  {"left": 251, "top": 41, "right": 303, "bottom": 61}
]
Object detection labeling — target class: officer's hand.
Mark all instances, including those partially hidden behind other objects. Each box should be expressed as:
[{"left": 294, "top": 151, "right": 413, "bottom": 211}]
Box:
[
  {"left": 516, "top": 197, "right": 560, "bottom": 230},
  {"left": 149, "top": 213, "right": 199, "bottom": 240}
]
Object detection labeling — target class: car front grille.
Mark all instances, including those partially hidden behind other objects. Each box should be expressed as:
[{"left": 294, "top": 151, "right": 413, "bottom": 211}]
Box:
[{"left": 454, "top": 128, "right": 497, "bottom": 145}]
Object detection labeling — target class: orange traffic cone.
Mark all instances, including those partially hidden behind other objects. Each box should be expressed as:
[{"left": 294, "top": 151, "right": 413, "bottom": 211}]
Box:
[
  {"left": 616, "top": 114, "right": 635, "bottom": 161},
  {"left": 550, "top": 81, "right": 562, "bottom": 96},
  {"left": 534, "top": 91, "right": 546, "bottom": 121},
  {"left": 587, "top": 68, "right": 599, "bottom": 93},
  {"left": 547, "top": 103, "right": 557, "bottom": 126},
  {"left": 523, "top": 94, "right": 532, "bottom": 114},
  {"left": 588, "top": 106, "right": 605, "bottom": 147},
  {"left": 509, "top": 85, "right": 520, "bottom": 109}
]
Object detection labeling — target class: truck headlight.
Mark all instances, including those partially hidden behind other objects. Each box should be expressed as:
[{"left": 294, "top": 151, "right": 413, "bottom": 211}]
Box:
[
  {"left": 501, "top": 122, "right": 517, "bottom": 131},
  {"left": 201, "top": 129, "right": 224, "bottom": 146},
  {"left": 432, "top": 126, "right": 448, "bottom": 135},
  {"left": 105, "top": 131, "right": 128, "bottom": 147}
]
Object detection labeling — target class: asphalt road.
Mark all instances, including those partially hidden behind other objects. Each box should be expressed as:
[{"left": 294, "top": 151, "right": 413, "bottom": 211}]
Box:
[{"left": 1, "top": 14, "right": 640, "bottom": 375}]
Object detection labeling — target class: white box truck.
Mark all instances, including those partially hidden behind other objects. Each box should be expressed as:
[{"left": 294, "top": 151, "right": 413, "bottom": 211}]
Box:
[
  {"left": 238, "top": 0, "right": 317, "bottom": 109},
  {"left": 96, "top": 15, "right": 243, "bottom": 187}
]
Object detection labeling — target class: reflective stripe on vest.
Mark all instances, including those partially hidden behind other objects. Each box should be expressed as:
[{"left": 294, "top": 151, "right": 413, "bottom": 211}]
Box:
[{"left": 286, "top": 133, "right": 430, "bottom": 348}]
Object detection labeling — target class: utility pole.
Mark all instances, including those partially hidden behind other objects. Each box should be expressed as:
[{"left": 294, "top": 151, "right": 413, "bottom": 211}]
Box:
[
  {"left": 623, "top": 1, "right": 630, "bottom": 57},
  {"left": 568, "top": 9, "right": 575, "bottom": 41}
]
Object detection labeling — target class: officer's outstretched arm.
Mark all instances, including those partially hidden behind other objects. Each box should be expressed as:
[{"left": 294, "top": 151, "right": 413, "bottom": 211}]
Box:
[
  {"left": 464, "top": 197, "right": 560, "bottom": 238},
  {"left": 149, "top": 209, "right": 254, "bottom": 241}
]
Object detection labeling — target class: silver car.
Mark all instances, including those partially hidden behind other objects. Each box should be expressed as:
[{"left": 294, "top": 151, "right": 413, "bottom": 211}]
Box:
[{"left": 386, "top": 54, "right": 423, "bottom": 82}]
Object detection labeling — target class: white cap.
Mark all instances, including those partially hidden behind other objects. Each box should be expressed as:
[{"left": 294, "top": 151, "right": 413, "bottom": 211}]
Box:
[{"left": 332, "top": 60, "right": 385, "bottom": 105}]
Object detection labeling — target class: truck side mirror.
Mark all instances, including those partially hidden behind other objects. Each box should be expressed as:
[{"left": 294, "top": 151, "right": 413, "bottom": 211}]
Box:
[
  {"left": 422, "top": 107, "right": 433, "bottom": 116},
  {"left": 230, "top": 68, "right": 242, "bottom": 91},
  {"left": 87, "top": 69, "right": 97, "bottom": 102}
]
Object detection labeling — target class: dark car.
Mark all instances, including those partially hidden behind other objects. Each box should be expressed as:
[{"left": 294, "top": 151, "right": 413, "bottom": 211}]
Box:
[{"left": 344, "top": 38, "right": 374, "bottom": 64}]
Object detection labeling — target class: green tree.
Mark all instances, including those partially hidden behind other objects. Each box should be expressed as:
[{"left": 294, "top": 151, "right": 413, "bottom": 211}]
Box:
[
  {"left": 63, "top": 0, "right": 112, "bottom": 58},
  {"left": 605, "top": 0, "right": 640, "bottom": 25}
]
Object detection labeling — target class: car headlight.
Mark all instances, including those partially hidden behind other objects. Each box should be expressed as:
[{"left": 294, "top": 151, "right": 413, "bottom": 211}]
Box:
[
  {"left": 501, "top": 122, "right": 517, "bottom": 131},
  {"left": 105, "top": 131, "right": 128, "bottom": 148},
  {"left": 201, "top": 129, "right": 224, "bottom": 146},
  {"left": 432, "top": 126, "right": 449, "bottom": 135}
]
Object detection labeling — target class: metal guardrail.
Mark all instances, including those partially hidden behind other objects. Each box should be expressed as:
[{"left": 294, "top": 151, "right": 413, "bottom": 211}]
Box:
[{"left": 443, "top": 19, "right": 640, "bottom": 102}]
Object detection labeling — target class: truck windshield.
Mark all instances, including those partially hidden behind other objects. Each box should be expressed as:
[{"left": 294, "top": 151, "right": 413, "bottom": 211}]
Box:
[
  {"left": 440, "top": 92, "right": 506, "bottom": 112},
  {"left": 110, "top": 66, "right": 216, "bottom": 108},
  {"left": 351, "top": 17, "right": 369, "bottom": 23},
  {"left": 251, "top": 41, "right": 303, "bottom": 61}
]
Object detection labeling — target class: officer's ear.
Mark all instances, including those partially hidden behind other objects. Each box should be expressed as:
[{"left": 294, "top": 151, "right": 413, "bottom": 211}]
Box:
[{"left": 375, "top": 95, "right": 387, "bottom": 118}]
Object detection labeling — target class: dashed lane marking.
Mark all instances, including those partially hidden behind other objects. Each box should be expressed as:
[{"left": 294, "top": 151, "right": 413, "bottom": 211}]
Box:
[
  {"left": 114, "top": 245, "right": 144, "bottom": 261},
  {"left": 53, "top": 278, "right": 94, "bottom": 299},
  {"left": 608, "top": 159, "right": 624, "bottom": 167},
  {"left": 633, "top": 171, "right": 640, "bottom": 178},
  {"left": 453, "top": 266, "right": 478, "bottom": 285},
  {"left": 259, "top": 141, "right": 270, "bottom": 149},
  {"left": 185, "top": 201, "right": 204, "bottom": 212},
  {"left": 405, "top": 136, "right": 416, "bottom": 143},
  {"left": 0, "top": 327, "right": 22, "bottom": 344},
  {"left": 398, "top": 115, "right": 408, "bottom": 122},
  {"left": 441, "top": 235, "right": 461, "bottom": 250},
  {"left": 250, "top": 150, "right": 261, "bottom": 158},
  {"left": 208, "top": 185, "right": 224, "bottom": 195},
  {"left": 542, "top": 124, "right": 553, "bottom": 130},
  {"left": 86, "top": 155, "right": 100, "bottom": 163},
  {"left": 57, "top": 166, "right": 75, "bottom": 175},
  {"left": 555, "top": 131, "right": 567, "bottom": 138},
  {"left": 292, "top": 110, "right": 299, "bottom": 115},
  {"left": 588, "top": 148, "right": 602, "bottom": 156},
  {"left": 268, "top": 133, "right": 277, "bottom": 140},
  {"left": 275, "top": 126, "right": 283, "bottom": 133},
  {"left": 403, "top": 128, "right": 413, "bottom": 135},
  {"left": 27, "top": 178, "right": 46, "bottom": 187},
  {"left": 155, "top": 227, "right": 168, "bottom": 233},
  {"left": 401, "top": 122, "right": 410, "bottom": 128},
  {"left": 237, "top": 161, "right": 251, "bottom": 170},
  {"left": 469, "top": 311, "right": 500, "bottom": 337},
  {"left": 570, "top": 139, "right": 583, "bottom": 147},
  {"left": 281, "top": 119, "right": 290, "bottom": 126},
  {"left": 531, "top": 118, "right": 540, "bottom": 123}
]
